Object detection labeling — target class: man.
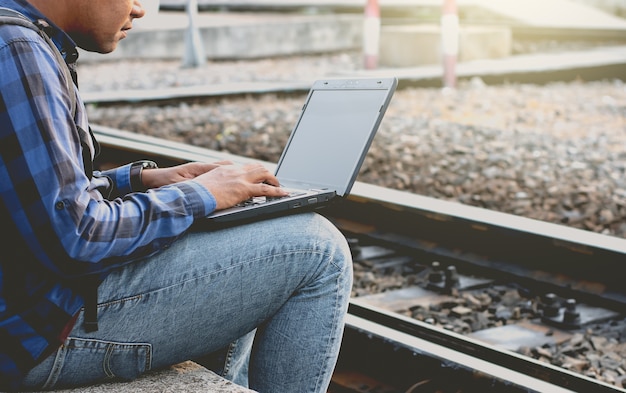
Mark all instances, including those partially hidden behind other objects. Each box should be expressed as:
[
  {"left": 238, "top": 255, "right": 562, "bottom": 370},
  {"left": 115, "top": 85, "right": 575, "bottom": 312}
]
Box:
[{"left": 0, "top": 1, "right": 353, "bottom": 392}]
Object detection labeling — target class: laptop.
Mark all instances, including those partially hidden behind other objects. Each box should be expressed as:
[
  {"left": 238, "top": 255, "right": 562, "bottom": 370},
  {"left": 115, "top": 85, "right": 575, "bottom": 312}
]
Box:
[{"left": 203, "top": 77, "right": 398, "bottom": 225}]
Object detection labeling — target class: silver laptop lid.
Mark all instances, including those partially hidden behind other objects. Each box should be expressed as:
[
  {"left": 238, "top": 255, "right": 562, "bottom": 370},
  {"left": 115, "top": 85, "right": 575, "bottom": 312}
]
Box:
[{"left": 275, "top": 77, "right": 397, "bottom": 197}]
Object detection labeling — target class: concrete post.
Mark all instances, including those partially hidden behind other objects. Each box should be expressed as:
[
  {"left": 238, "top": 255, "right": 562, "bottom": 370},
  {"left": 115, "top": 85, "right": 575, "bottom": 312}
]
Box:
[
  {"left": 182, "top": 0, "right": 205, "bottom": 68},
  {"left": 441, "top": 0, "right": 459, "bottom": 89},
  {"left": 363, "top": 0, "right": 380, "bottom": 70}
]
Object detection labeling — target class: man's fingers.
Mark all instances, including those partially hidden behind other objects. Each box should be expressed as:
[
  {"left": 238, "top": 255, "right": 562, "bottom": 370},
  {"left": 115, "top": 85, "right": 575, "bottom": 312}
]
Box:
[
  {"left": 233, "top": 164, "right": 285, "bottom": 196},
  {"left": 195, "top": 162, "right": 287, "bottom": 209},
  {"left": 242, "top": 164, "right": 280, "bottom": 186},
  {"left": 258, "top": 182, "right": 289, "bottom": 197}
]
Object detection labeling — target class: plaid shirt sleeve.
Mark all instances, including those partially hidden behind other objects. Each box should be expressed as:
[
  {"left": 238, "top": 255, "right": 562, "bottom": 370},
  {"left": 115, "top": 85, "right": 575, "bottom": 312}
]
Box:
[{"left": 0, "top": 25, "right": 217, "bottom": 278}]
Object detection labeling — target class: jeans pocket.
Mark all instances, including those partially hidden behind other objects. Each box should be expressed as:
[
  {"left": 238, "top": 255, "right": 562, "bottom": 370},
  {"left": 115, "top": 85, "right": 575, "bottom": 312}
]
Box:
[{"left": 43, "top": 337, "right": 152, "bottom": 390}]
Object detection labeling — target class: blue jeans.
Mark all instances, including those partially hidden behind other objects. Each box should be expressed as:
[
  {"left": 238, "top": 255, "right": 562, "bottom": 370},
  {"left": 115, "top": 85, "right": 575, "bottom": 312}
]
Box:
[{"left": 20, "top": 213, "right": 353, "bottom": 393}]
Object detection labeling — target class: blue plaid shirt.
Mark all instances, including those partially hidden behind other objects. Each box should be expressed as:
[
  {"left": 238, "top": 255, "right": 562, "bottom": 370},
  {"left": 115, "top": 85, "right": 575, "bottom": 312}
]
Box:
[{"left": 0, "top": 0, "right": 216, "bottom": 388}]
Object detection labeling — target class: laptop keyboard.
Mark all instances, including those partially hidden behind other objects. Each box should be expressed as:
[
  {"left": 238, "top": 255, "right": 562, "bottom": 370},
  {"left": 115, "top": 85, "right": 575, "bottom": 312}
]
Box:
[{"left": 236, "top": 189, "right": 307, "bottom": 207}]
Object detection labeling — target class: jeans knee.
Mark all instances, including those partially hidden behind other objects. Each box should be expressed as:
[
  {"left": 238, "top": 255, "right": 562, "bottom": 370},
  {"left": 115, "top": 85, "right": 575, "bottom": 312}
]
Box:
[
  {"left": 311, "top": 214, "right": 353, "bottom": 288},
  {"left": 334, "top": 232, "right": 353, "bottom": 287}
]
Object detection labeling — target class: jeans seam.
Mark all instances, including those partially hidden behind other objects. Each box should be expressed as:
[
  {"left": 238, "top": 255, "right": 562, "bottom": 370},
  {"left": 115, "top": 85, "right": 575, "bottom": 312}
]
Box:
[
  {"left": 96, "top": 294, "right": 143, "bottom": 309},
  {"left": 40, "top": 345, "right": 67, "bottom": 390},
  {"left": 103, "top": 344, "right": 114, "bottom": 378},
  {"left": 314, "top": 250, "right": 350, "bottom": 392},
  {"left": 221, "top": 341, "right": 237, "bottom": 377},
  {"left": 145, "top": 344, "right": 153, "bottom": 372}
]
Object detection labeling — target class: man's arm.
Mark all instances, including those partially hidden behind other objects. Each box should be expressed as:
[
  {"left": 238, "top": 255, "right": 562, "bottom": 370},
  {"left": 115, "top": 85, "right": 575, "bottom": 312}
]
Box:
[{"left": 0, "top": 30, "right": 214, "bottom": 277}]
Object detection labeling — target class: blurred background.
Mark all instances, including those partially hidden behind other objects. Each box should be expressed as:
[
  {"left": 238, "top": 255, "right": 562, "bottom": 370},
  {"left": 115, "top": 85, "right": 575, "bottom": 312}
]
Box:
[{"left": 81, "top": 0, "right": 626, "bottom": 239}]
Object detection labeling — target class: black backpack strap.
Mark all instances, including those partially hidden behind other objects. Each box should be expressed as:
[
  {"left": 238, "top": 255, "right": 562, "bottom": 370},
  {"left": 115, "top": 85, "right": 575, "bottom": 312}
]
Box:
[{"left": 0, "top": 7, "right": 77, "bottom": 118}]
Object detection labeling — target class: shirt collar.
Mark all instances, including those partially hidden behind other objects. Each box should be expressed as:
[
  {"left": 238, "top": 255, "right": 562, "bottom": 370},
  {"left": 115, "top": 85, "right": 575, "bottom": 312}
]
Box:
[{"left": 0, "top": 0, "right": 79, "bottom": 64}]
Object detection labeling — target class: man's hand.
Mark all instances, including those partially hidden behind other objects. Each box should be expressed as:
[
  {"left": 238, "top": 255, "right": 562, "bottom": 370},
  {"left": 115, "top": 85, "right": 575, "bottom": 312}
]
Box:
[
  {"left": 194, "top": 163, "right": 289, "bottom": 210},
  {"left": 141, "top": 161, "right": 289, "bottom": 210},
  {"left": 140, "top": 161, "right": 232, "bottom": 189}
]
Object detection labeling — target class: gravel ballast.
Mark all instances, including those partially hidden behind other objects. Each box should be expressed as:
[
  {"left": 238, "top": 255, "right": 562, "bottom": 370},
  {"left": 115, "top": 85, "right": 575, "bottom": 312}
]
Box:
[{"left": 80, "top": 54, "right": 626, "bottom": 239}]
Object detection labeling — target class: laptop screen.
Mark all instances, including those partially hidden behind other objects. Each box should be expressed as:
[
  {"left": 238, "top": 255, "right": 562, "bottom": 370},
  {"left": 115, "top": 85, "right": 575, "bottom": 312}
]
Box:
[{"left": 275, "top": 88, "right": 390, "bottom": 196}]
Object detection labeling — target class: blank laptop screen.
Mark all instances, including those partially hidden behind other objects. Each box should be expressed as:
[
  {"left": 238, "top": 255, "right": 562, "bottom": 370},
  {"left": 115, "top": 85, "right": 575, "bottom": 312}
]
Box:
[{"left": 275, "top": 89, "right": 388, "bottom": 196}]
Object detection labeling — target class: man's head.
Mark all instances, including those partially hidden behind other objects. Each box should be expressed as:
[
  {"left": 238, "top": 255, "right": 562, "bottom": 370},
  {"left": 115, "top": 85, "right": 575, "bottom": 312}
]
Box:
[{"left": 28, "top": 0, "right": 146, "bottom": 53}]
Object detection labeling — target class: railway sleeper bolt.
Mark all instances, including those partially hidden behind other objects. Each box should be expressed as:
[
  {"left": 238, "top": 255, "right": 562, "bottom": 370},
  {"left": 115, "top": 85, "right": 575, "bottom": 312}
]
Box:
[
  {"left": 541, "top": 293, "right": 561, "bottom": 318},
  {"left": 445, "top": 265, "right": 460, "bottom": 290},
  {"left": 428, "top": 261, "right": 444, "bottom": 283},
  {"left": 562, "top": 298, "right": 581, "bottom": 325},
  {"left": 541, "top": 295, "right": 586, "bottom": 330}
]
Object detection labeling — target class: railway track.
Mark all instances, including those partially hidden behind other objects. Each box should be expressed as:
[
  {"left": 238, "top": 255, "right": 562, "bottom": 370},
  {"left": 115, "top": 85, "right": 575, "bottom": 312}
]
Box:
[{"left": 93, "top": 124, "right": 626, "bottom": 392}]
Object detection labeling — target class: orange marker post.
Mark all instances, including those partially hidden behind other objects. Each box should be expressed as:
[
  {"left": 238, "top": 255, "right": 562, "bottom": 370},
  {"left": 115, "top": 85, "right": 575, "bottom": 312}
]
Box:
[
  {"left": 441, "top": 0, "right": 459, "bottom": 89},
  {"left": 363, "top": 0, "right": 381, "bottom": 70}
]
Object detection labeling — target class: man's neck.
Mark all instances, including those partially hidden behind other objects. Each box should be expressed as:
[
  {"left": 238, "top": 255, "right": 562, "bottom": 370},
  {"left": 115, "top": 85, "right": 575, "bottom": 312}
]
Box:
[{"left": 26, "top": 0, "right": 69, "bottom": 30}]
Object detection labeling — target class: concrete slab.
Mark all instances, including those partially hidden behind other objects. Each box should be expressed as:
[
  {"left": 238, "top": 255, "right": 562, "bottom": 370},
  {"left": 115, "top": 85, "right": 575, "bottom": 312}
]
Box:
[
  {"left": 379, "top": 24, "right": 511, "bottom": 67},
  {"left": 78, "top": 11, "right": 362, "bottom": 62},
  {"left": 357, "top": 286, "right": 456, "bottom": 312},
  {"left": 349, "top": 45, "right": 626, "bottom": 86},
  {"left": 468, "top": 322, "right": 572, "bottom": 352},
  {"left": 20, "top": 361, "right": 256, "bottom": 393},
  {"left": 161, "top": 0, "right": 626, "bottom": 32},
  {"left": 472, "top": 0, "right": 626, "bottom": 30}
]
